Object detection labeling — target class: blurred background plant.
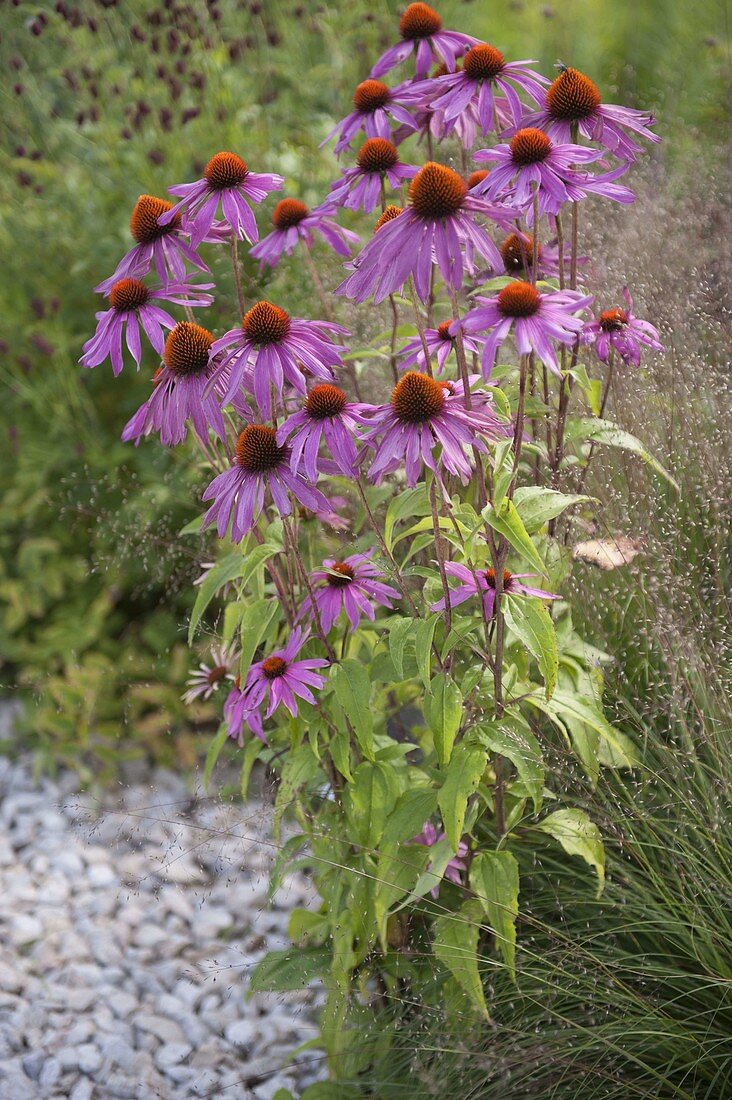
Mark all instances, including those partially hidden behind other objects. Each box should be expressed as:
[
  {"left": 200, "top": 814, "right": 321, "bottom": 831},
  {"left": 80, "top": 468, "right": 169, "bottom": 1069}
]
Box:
[{"left": 0, "top": 0, "right": 728, "bottom": 778}]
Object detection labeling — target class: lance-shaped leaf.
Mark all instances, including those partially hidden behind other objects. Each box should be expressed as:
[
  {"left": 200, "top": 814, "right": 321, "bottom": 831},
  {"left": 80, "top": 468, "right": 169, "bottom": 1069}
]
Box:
[
  {"left": 433, "top": 901, "right": 490, "bottom": 1019},
  {"left": 513, "top": 486, "right": 597, "bottom": 533},
  {"left": 578, "top": 419, "right": 680, "bottom": 492},
  {"left": 330, "top": 659, "right": 374, "bottom": 758},
  {"left": 424, "top": 673, "right": 463, "bottom": 767},
  {"left": 188, "top": 542, "right": 279, "bottom": 643},
  {"left": 346, "top": 761, "right": 400, "bottom": 850},
  {"left": 470, "top": 851, "right": 520, "bottom": 980},
  {"left": 534, "top": 808, "right": 605, "bottom": 896},
  {"left": 481, "top": 499, "right": 547, "bottom": 576},
  {"left": 504, "top": 595, "right": 558, "bottom": 699},
  {"left": 437, "top": 742, "right": 486, "bottom": 851},
  {"left": 475, "top": 717, "right": 544, "bottom": 814},
  {"left": 383, "top": 787, "right": 439, "bottom": 846}
]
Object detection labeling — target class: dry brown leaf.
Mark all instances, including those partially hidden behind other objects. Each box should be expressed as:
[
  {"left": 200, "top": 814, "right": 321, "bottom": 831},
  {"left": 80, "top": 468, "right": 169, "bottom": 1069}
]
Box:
[{"left": 572, "top": 536, "right": 644, "bottom": 570}]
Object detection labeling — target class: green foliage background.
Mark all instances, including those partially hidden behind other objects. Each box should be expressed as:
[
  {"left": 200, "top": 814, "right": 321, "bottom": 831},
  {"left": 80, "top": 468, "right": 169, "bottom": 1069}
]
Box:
[{"left": 0, "top": 0, "right": 728, "bottom": 776}]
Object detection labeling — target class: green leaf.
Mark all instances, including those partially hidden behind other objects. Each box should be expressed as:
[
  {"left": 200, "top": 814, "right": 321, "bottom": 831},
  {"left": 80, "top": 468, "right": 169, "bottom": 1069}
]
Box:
[
  {"left": 387, "top": 616, "right": 414, "bottom": 681},
  {"left": 597, "top": 728, "right": 641, "bottom": 769},
  {"left": 188, "top": 543, "right": 278, "bottom": 644},
  {"left": 239, "top": 736, "right": 263, "bottom": 801},
  {"left": 475, "top": 718, "right": 544, "bottom": 814},
  {"left": 504, "top": 595, "right": 558, "bottom": 699},
  {"left": 383, "top": 787, "right": 438, "bottom": 846},
  {"left": 375, "top": 844, "right": 430, "bottom": 945},
  {"left": 414, "top": 614, "right": 439, "bottom": 687},
  {"left": 513, "top": 486, "right": 596, "bottom": 533},
  {"left": 329, "top": 727, "right": 353, "bottom": 782},
  {"left": 433, "top": 901, "right": 490, "bottom": 1019},
  {"left": 188, "top": 550, "right": 244, "bottom": 644},
  {"left": 346, "top": 762, "right": 399, "bottom": 849},
  {"left": 424, "top": 673, "right": 463, "bottom": 767},
  {"left": 481, "top": 499, "right": 547, "bottom": 576},
  {"left": 331, "top": 660, "right": 374, "bottom": 758},
  {"left": 535, "top": 808, "right": 605, "bottom": 896},
  {"left": 203, "top": 724, "right": 228, "bottom": 793},
  {"left": 412, "top": 835, "right": 455, "bottom": 901},
  {"left": 532, "top": 689, "right": 633, "bottom": 775},
  {"left": 275, "top": 745, "right": 320, "bottom": 836},
  {"left": 238, "top": 598, "right": 280, "bottom": 679},
  {"left": 470, "top": 851, "right": 520, "bottom": 980},
  {"left": 578, "top": 419, "right": 680, "bottom": 492},
  {"left": 437, "top": 742, "right": 486, "bottom": 851},
  {"left": 248, "top": 946, "right": 332, "bottom": 993},
  {"left": 384, "top": 486, "right": 429, "bottom": 551}
]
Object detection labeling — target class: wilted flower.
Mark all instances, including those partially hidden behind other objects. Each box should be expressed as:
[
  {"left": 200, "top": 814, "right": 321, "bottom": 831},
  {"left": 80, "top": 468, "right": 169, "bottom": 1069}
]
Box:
[
  {"left": 160, "top": 151, "right": 283, "bottom": 247},
  {"left": 322, "top": 78, "right": 426, "bottom": 153},
  {"left": 299, "top": 548, "right": 400, "bottom": 632},
  {"left": 249, "top": 199, "right": 359, "bottom": 269},
  {"left": 457, "top": 281, "right": 592, "bottom": 377},
  {"left": 427, "top": 43, "right": 548, "bottom": 138},
  {"left": 205, "top": 301, "right": 348, "bottom": 418},
  {"left": 182, "top": 643, "right": 238, "bottom": 704},
  {"left": 522, "top": 66, "right": 660, "bottom": 161},
  {"left": 430, "top": 563, "right": 559, "bottom": 619},
  {"left": 472, "top": 128, "right": 634, "bottom": 217},
  {"left": 96, "top": 194, "right": 209, "bottom": 293},
  {"left": 201, "top": 425, "right": 330, "bottom": 542},
  {"left": 121, "top": 321, "right": 227, "bottom": 446},
  {"left": 360, "top": 370, "right": 507, "bottom": 486},
  {"left": 337, "top": 161, "right": 512, "bottom": 303},
  {"left": 581, "top": 287, "right": 664, "bottom": 365},
  {"left": 326, "top": 138, "right": 417, "bottom": 213},
  {"left": 81, "top": 277, "right": 213, "bottom": 375},
  {"left": 276, "top": 384, "right": 371, "bottom": 480},
  {"left": 371, "top": 3, "right": 477, "bottom": 80}
]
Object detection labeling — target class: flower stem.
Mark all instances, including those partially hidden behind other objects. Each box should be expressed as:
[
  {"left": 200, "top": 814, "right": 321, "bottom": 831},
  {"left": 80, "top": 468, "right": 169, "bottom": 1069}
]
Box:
[
  {"left": 283, "top": 517, "right": 337, "bottom": 661},
  {"left": 429, "top": 476, "right": 452, "bottom": 639},
  {"left": 230, "top": 235, "right": 246, "bottom": 319},
  {"left": 355, "top": 479, "right": 422, "bottom": 622},
  {"left": 302, "top": 245, "right": 363, "bottom": 401},
  {"left": 408, "top": 276, "right": 434, "bottom": 378}
]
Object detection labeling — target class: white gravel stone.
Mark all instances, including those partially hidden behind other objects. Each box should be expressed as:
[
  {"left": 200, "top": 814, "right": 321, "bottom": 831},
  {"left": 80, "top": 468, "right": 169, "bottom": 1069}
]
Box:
[{"left": 0, "top": 733, "right": 325, "bottom": 1100}]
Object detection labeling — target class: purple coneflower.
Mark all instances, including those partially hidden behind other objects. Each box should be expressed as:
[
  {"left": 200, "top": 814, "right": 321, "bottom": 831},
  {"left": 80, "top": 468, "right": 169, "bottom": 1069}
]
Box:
[
  {"left": 249, "top": 199, "right": 359, "bottom": 269},
  {"left": 182, "top": 643, "right": 238, "bottom": 705},
  {"left": 370, "top": 3, "right": 477, "bottom": 80},
  {"left": 121, "top": 322, "right": 227, "bottom": 446},
  {"left": 299, "top": 549, "right": 400, "bottom": 632},
  {"left": 223, "top": 678, "right": 265, "bottom": 746},
  {"left": 160, "top": 151, "right": 283, "bottom": 247},
  {"left": 522, "top": 66, "right": 659, "bottom": 161},
  {"left": 498, "top": 231, "right": 561, "bottom": 281},
  {"left": 472, "top": 128, "right": 634, "bottom": 217},
  {"left": 327, "top": 138, "right": 417, "bottom": 214},
  {"left": 205, "top": 301, "right": 348, "bottom": 417},
  {"left": 412, "top": 821, "right": 469, "bottom": 897},
  {"left": 240, "top": 628, "right": 329, "bottom": 729},
  {"left": 360, "top": 370, "right": 505, "bottom": 486},
  {"left": 201, "top": 425, "right": 330, "bottom": 542},
  {"left": 276, "top": 384, "right": 371, "bottom": 480},
  {"left": 337, "top": 161, "right": 512, "bottom": 303},
  {"left": 430, "top": 563, "right": 559, "bottom": 619},
  {"left": 398, "top": 319, "right": 483, "bottom": 374},
  {"left": 322, "top": 78, "right": 425, "bottom": 154},
  {"left": 457, "top": 281, "right": 592, "bottom": 377},
  {"left": 96, "top": 194, "right": 209, "bottom": 294},
  {"left": 81, "top": 277, "right": 213, "bottom": 375},
  {"left": 428, "top": 43, "right": 548, "bottom": 136},
  {"left": 581, "top": 287, "right": 663, "bottom": 366}
]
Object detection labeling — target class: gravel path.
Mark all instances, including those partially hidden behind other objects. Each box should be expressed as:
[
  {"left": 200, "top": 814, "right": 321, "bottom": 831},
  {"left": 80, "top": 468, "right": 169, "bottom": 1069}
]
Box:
[{"left": 0, "top": 741, "right": 324, "bottom": 1100}]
